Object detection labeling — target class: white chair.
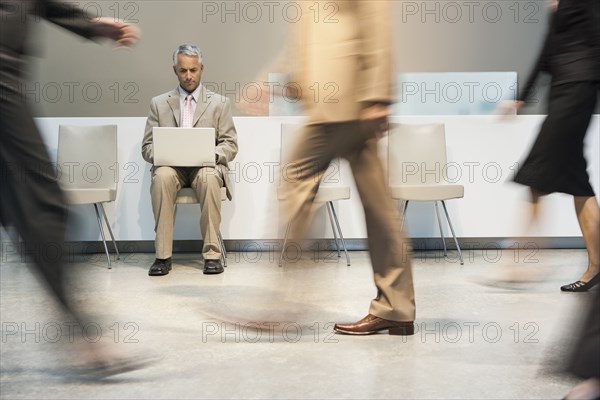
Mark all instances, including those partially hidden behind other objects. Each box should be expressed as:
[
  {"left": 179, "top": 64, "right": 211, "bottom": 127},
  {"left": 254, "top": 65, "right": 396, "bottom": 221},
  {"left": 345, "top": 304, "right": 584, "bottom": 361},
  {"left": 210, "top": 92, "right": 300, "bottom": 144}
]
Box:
[
  {"left": 388, "top": 123, "right": 464, "bottom": 264},
  {"left": 278, "top": 124, "right": 351, "bottom": 267},
  {"left": 57, "top": 125, "right": 120, "bottom": 268},
  {"left": 174, "top": 187, "right": 228, "bottom": 267}
]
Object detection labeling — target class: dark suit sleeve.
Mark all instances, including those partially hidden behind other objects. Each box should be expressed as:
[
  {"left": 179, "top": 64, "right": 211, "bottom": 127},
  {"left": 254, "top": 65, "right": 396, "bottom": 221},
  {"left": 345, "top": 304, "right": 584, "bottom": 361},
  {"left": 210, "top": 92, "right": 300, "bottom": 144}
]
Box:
[
  {"left": 43, "top": 1, "right": 100, "bottom": 39},
  {"left": 568, "top": 289, "right": 600, "bottom": 379},
  {"left": 518, "top": 14, "right": 554, "bottom": 102},
  {"left": 588, "top": 0, "right": 600, "bottom": 66}
]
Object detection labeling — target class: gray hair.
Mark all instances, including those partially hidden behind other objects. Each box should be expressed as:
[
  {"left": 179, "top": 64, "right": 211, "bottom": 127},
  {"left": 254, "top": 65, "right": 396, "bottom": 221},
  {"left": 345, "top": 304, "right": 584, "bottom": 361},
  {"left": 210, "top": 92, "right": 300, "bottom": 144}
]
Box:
[{"left": 172, "top": 44, "right": 203, "bottom": 66}]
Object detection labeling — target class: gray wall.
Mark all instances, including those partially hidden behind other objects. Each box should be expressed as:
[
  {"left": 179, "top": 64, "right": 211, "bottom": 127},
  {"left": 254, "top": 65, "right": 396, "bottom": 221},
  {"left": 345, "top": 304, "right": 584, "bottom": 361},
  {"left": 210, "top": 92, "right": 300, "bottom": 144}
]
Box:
[{"left": 26, "top": 0, "right": 556, "bottom": 117}]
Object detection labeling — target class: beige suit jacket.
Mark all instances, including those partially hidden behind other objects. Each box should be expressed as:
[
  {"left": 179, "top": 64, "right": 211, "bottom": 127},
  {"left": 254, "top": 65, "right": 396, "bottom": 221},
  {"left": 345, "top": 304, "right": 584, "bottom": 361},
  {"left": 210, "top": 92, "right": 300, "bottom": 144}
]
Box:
[
  {"left": 141, "top": 86, "right": 238, "bottom": 199},
  {"left": 288, "top": 0, "right": 393, "bottom": 124}
]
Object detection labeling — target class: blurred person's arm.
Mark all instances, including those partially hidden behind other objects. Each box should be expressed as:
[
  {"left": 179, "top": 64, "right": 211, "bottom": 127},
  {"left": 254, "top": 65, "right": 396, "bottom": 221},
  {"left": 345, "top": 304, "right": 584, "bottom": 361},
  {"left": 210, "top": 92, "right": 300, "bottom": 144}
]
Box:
[
  {"left": 496, "top": 7, "right": 555, "bottom": 117},
  {"left": 44, "top": 1, "right": 139, "bottom": 47},
  {"left": 236, "top": 44, "right": 297, "bottom": 116},
  {"left": 518, "top": 11, "right": 554, "bottom": 103},
  {"left": 356, "top": 0, "right": 393, "bottom": 107},
  {"left": 591, "top": 0, "right": 600, "bottom": 51},
  {"left": 357, "top": 0, "right": 392, "bottom": 135}
]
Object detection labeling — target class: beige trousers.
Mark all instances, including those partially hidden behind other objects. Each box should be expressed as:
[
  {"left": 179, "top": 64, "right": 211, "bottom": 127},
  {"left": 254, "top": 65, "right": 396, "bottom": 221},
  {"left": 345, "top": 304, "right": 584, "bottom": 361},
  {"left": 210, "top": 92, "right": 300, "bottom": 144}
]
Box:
[
  {"left": 281, "top": 121, "right": 416, "bottom": 322},
  {"left": 151, "top": 166, "right": 223, "bottom": 260}
]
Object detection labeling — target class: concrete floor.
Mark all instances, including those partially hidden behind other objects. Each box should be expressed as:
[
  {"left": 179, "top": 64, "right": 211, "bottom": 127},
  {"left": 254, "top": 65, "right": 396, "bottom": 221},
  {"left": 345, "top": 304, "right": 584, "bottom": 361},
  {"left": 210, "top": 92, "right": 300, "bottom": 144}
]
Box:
[{"left": 0, "top": 247, "right": 596, "bottom": 399}]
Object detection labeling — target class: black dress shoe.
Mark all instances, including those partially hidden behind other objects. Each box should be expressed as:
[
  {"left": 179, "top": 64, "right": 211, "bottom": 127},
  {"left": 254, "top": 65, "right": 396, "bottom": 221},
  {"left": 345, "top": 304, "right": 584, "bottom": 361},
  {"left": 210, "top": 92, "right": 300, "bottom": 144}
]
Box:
[
  {"left": 148, "top": 258, "right": 172, "bottom": 276},
  {"left": 203, "top": 259, "right": 224, "bottom": 275},
  {"left": 561, "top": 273, "right": 600, "bottom": 292},
  {"left": 334, "top": 314, "right": 414, "bottom": 336}
]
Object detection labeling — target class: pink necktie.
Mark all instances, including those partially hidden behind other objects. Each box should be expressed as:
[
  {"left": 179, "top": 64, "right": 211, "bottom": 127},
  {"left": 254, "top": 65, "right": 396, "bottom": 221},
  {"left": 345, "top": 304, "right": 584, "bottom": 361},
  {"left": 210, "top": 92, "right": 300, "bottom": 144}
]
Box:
[{"left": 182, "top": 94, "right": 194, "bottom": 128}]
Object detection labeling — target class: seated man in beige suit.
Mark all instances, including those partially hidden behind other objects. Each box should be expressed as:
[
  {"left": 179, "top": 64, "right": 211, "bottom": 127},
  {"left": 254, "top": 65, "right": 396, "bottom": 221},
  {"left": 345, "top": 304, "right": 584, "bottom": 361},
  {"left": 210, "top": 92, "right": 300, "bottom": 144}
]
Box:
[{"left": 141, "top": 44, "right": 238, "bottom": 276}]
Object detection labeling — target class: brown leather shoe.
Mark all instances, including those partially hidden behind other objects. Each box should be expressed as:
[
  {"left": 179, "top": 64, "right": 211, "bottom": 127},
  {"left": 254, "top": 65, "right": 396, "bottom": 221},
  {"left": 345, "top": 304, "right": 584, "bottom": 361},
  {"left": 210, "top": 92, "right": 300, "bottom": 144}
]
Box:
[{"left": 334, "top": 314, "right": 414, "bottom": 336}]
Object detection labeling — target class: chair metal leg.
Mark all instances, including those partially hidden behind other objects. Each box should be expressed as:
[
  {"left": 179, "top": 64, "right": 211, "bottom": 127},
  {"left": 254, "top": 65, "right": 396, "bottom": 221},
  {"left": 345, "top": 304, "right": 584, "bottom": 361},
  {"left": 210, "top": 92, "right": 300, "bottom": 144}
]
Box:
[
  {"left": 98, "top": 203, "right": 120, "bottom": 260},
  {"left": 328, "top": 201, "right": 351, "bottom": 267},
  {"left": 279, "top": 221, "right": 292, "bottom": 267},
  {"left": 434, "top": 201, "right": 448, "bottom": 257},
  {"left": 326, "top": 202, "right": 341, "bottom": 257},
  {"left": 441, "top": 201, "right": 464, "bottom": 265},
  {"left": 93, "top": 203, "right": 112, "bottom": 269},
  {"left": 218, "top": 231, "right": 227, "bottom": 267},
  {"left": 400, "top": 200, "right": 409, "bottom": 231}
]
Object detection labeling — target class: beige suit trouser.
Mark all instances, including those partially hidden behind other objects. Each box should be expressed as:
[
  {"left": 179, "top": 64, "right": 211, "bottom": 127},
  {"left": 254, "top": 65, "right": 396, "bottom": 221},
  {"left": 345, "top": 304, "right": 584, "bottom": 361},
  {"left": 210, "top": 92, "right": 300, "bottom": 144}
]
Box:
[
  {"left": 151, "top": 166, "right": 223, "bottom": 260},
  {"left": 281, "top": 121, "right": 416, "bottom": 322}
]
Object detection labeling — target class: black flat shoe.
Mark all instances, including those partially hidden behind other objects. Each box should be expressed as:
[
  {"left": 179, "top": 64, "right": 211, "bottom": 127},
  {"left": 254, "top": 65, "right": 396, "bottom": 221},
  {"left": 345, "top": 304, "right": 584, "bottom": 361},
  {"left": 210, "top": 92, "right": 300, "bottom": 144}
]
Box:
[
  {"left": 561, "top": 273, "right": 600, "bottom": 292},
  {"left": 148, "top": 258, "right": 172, "bottom": 276}
]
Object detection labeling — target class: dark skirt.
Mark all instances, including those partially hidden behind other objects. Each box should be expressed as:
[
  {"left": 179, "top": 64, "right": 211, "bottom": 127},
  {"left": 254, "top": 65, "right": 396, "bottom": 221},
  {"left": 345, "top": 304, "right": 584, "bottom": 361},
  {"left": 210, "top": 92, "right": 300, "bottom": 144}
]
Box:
[{"left": 514, "top": 81, "right": 598, "bottom": 197}]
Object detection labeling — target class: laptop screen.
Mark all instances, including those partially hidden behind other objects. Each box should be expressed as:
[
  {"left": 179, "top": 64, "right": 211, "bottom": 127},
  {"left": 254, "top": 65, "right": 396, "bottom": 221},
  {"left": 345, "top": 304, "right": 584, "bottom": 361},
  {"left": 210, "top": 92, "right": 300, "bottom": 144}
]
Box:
[{"left": 152, "top": 127, "right": 216, "bottom": 167}]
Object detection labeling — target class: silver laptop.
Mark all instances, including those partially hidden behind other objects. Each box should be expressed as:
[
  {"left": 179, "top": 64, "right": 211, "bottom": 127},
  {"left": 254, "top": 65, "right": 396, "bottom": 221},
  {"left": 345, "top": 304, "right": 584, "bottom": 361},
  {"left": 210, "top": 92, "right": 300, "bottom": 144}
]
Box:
[{"left": 153, "top": 127, "right": 216, "bottom": 167}]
